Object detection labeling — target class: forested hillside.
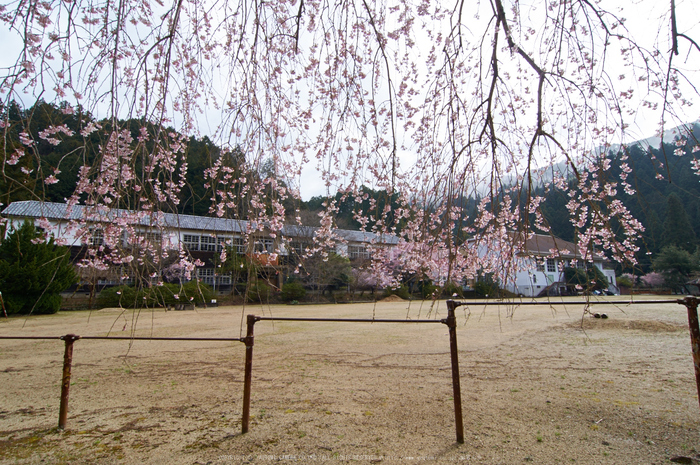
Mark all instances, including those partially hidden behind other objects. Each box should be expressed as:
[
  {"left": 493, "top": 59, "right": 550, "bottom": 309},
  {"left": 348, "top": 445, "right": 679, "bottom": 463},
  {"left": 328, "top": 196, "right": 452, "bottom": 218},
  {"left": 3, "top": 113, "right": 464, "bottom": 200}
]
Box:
[
  {"left": 539, "top": 123, "right": 700, "bottom": 272},
  {"left": 0, "top": 100, "right": 296, "bottom": 218},
  {"left": 3, "top": 101, "right": 699, "bottom": 274}
]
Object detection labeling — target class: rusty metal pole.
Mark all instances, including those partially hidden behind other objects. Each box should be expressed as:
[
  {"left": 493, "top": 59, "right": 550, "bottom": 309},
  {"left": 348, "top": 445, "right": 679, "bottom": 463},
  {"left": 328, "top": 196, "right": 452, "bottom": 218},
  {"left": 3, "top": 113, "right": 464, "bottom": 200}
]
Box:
[
  {"left": 241, "top": 315, "right": 257, "bottom": 434},
  {"left": 446, "top": 300, "right": 465, "bottom": 444},
  {"left": 58, "top": 334, "right": 80, "bottom": 429},
  {"left": 679, "top": 296, "right": 700, "bottom": 412}
]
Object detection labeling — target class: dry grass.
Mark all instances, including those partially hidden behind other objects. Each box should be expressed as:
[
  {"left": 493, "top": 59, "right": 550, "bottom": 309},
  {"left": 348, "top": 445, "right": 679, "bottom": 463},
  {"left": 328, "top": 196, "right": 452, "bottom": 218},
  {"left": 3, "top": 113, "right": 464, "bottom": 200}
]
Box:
[{"left": 0, "top": 296, "right": 698, "bottom": 464}]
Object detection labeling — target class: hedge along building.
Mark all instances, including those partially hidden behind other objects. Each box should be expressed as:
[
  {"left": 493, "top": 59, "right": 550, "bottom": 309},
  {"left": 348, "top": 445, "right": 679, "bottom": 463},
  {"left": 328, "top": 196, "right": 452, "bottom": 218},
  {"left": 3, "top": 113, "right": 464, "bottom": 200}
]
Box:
[
  {"left": 1, "top": 201, "right": 399, "bottom": 294},
  {"left": 472, "top": 232, "right": 618, "bottom": 297}
]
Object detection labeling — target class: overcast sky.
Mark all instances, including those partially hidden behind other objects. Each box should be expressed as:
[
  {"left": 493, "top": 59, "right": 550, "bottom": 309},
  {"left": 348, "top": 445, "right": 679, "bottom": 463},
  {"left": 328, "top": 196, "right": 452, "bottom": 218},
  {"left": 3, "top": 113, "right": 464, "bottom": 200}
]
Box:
[{"left": 1, "top": 0, "right": 698, "bottom": 200}]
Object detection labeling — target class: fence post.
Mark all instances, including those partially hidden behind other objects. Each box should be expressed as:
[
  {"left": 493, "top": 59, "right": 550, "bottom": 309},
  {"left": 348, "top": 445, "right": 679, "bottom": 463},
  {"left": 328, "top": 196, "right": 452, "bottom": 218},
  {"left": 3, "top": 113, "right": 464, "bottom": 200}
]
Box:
[
  {"left": 679, "top": 296, "right": 700, "bottom": 412},
  {"left": 241, "top": 315, "right": 257, "bottom": 434},
  {"left": 58, "top": 334, "right": 80, "bottom": 429},
  {"left": 446, "top": 300, "right": 465, "bottom": 443}
]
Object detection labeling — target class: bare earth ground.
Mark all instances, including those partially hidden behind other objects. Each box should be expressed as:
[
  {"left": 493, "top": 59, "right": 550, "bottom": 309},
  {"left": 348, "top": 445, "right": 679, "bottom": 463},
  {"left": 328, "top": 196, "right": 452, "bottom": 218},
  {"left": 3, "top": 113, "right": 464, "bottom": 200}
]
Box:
[{"left": 0, "top": 296, "right": 699, "bottom": 464}]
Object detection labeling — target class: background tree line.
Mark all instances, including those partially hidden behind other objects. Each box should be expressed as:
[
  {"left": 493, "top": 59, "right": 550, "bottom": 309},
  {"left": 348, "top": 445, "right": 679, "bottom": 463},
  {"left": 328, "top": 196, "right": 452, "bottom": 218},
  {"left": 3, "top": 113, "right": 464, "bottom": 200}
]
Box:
[{"left": 3, "top": 101, "right": 700, "bottom": 295}]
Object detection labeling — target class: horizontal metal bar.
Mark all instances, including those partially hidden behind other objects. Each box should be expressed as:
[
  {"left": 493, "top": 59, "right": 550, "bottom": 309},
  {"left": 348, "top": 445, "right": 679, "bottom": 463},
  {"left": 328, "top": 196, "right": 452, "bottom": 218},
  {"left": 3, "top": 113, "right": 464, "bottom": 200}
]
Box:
[
  {"left": 255, "top": 317, "right": 446, "bottom": 324},
  {"left": 81, "top": 336, "right": 244, "bottom": 341},
  {"left": 450, "top": 299, "right": 682, "bottom": 306},
  {"left": 0, "top": 336, "right": 243, "bottom": 342}
]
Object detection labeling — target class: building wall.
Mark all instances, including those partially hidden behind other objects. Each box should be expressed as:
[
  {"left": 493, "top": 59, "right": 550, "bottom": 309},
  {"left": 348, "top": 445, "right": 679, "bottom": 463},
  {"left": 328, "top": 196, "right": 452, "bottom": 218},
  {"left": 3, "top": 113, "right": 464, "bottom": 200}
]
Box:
[{"left": 508, "top": 257, "right": 617, "bottom": 297}]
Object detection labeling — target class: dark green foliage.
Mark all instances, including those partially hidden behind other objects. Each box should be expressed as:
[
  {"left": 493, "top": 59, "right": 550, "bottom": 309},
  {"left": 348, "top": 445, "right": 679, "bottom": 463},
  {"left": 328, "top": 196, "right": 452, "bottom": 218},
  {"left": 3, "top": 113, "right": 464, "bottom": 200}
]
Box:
[
  {"left": 662, "top": 193, "right": 697, "bottom": 253},
  {"left": 420, "top": 283, "right": 438, "bottom": 299},
  {"left": 303, "top": 252, "right": 352, "bottom": 292},
  {"left": 652, "top": 245, "right": 700, "bottom": 292},
  {"left": 217, "top": 249, "right": 251, "bottom": 295},
  {"left": 473, "top": 275, "right": 500, "bottom": 298},
  {"left": 306, "top": 186, "right": 403, "bottom": 231},
  {"left": 280, "top": 282, "right": 307, "bottom": 302},
  {"left": 96, "top": 281, "right": 214, "bottom": 308},
  {"left": 247, "top": 281, "right": 271, "bottom": 303},
  {"left": 536, "top": 124, "right": 700, "bottom": 272},
  {"left": 615, "top": 274, "right": 634, "bottom": 288},
  {"left": 563, "top": 266, "right": 608, "bottom": 292},
  {"left": 0, "top": 221, "right": 77, "bottom": 314},
  {"left": 385, "top": 285, "right": 411, "bottom": 300},
  {"left": 441, "top": 281, "right": 464, "bottom": 298}
]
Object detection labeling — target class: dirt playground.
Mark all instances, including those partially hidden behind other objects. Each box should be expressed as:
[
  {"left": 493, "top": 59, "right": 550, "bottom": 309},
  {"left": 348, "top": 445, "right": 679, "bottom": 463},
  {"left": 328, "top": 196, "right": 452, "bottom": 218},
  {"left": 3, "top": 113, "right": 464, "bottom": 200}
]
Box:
[{"left": 0, "top": 296, "right": 698, "bottom": 464}]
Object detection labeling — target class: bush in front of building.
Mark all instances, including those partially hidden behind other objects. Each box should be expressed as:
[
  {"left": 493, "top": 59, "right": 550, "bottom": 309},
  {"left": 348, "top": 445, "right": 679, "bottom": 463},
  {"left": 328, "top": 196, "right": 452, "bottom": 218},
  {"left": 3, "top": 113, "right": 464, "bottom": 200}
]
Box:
[
  {"left": 246, "top": 281, "right": 270, "bottom": 303},
  {"left": 97, "top": 281, "right": 214, "bottom": 308},
  {"left": 564, "top": 266, "right": 608, "bottom": 293},
  {"left": 441, "top": 281, "right": 464, "bottom": 298},
  {"left": 280, "top": 282, "right": 307, "bottom": 302}
]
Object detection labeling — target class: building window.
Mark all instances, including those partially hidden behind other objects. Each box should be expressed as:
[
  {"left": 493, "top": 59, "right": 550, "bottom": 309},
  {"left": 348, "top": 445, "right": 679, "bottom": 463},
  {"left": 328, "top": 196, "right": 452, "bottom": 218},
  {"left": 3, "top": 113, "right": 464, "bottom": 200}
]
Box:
[
  {"left": 254, "top": 239, "right": 274, "bottom": 253},
  {"left": 536, "top": 261, "right": 545, "bottom": 272},
  {"left": 289, "top": 241, "right": 307, "bottom": 256},
  {"left": 183, "top": 234, "right": 199, "bottom": 251},
  {"left": 197, "top": 268, "right": 215, "bottom": 285},
  {"left": 89, "top": 228, "right": 104, "bottom": 246},
  {"left": 546, "top": 259, "right": 556, "bottom": 273},
  {"left": 140, "top": 232, "right": 161, "bottom": 243},
  {"left": 231, "top": 238, "right": 246, "bottom": 254},
  {"left": 216, "top": 236, "right": 231, "bottom": 252},
  {"left": 200, "top": 235, "right": 217, "bottom": 252},
  {"left": 134, "top": 231, "right": 162, "bottom": 248},
  {"left": 197, "top": 268, "right": 231, "bottom": 286},
  {"left": 348, "top": 245, "right": 370, "bottom": 260}
]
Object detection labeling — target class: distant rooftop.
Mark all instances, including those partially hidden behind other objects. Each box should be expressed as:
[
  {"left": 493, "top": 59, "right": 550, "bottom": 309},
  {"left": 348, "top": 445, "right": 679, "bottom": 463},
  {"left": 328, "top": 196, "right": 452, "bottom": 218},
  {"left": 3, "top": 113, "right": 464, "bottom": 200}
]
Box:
[
  {"left": 511, "top": 232, "right": 604, "bottom": 261},
  {"left": 2, "top": 200, "right": 398, "bottom": 245}
]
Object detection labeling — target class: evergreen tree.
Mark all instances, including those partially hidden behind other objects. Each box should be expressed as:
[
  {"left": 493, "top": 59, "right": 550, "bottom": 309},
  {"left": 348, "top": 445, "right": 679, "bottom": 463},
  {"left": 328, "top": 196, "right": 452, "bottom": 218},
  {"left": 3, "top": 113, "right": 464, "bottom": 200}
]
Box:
[
  {"left": 662, "top": 193, "right": 697, "bottom": 253},
  {"left": 0, "top": 221, "right": 78, "bottom": 314},
  {"left": 652, "top": 245, "right": 700, "bottom": 292}
]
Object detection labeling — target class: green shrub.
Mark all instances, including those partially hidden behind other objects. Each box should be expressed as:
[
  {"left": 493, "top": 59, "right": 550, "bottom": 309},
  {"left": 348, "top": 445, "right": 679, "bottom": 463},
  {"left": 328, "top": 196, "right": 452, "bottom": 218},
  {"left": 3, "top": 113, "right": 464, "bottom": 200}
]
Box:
[
  {"left": 177, "top": 281, "right": 214, "bottom": 305},
  {"left": 247, "top": 281, "right": 270, "bottom": 302},
  {"left": 616, "top": 275, "right": 634, "bottom": 288},
  {"left": 0, "top": 221, "right": 77, "bottom": 315},
  {"left": 281, "top": 282, "right": 307, "bottom": 302},
  {"left": 564, "top": 266, "right": 608, "bottom": 292},
  {"left": 474, "top": 280, "right": 498, "bottom": 298},
  {"left": 97, "top": 285, "right": 134, "bottom": 308},
  {"left": 421, "top": 283, "right": 438, "bottom": 299},
  {"left": 387, "top": 285, "right": 411, "bottom": 300},
  {"left": 441, "top": 281, "right": 464, "bottom": 298},
  {"left": 97, "top": 281, "right": 214, "bottom": 308}
]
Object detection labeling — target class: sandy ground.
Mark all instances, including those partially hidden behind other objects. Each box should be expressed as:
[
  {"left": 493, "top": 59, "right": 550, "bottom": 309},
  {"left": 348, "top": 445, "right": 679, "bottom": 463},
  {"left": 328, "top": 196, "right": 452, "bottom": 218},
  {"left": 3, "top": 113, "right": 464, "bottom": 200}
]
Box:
[{"left": 0, "top": 296, "right": 699, "bottom": 464}]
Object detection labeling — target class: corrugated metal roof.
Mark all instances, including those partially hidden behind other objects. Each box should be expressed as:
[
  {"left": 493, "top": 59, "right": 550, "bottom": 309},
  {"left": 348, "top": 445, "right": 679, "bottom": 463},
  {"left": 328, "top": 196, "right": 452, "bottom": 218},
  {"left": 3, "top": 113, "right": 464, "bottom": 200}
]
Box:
[
  {"left": 1, "top": 200, "right": 248, "bottom": 233},
  {"left": 2, "top": 201, "right": 399, "bottom": 244},
  {"left": 335, "top": 228, "right": 399, "bottom": 245}
]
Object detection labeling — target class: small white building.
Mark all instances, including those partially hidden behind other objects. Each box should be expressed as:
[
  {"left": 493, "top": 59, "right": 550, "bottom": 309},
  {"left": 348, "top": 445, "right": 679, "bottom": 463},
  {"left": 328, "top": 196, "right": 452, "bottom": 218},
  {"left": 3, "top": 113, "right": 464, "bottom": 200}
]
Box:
[{"left": 474, "top": 233, "right": 618, "bottom": 297}]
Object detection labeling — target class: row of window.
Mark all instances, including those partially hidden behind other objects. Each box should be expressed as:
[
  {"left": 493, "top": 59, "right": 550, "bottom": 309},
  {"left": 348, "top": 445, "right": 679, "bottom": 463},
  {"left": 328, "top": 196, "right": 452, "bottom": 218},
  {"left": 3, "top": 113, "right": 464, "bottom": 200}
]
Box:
[
  {"left": 86, "top": 230, "right": 371, "bottom": 259},
  {"left": 88, "top": 229, "right": 162, "bottom": 247},
  {"left": 182, "top": 235, "right": 248, "bottom": 253},
  {"left": 196, "top": 268, "right": 233, "bottom": 286},
  {"left": 536, "top": 258, "right": 589, "bottom": 273},
  {"left": 348, "top": 245, "right": 371, "bottom": 260}
]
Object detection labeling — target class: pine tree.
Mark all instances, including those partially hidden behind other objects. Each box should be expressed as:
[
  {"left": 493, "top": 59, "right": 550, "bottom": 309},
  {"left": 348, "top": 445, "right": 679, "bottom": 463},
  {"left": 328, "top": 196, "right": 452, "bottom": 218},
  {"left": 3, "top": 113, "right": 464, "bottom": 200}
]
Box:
[
  {"left": 0, "top": 222, "right": 77, "bottom": 315},
  {"left": 662, "top": 193, "right": 697, "bottom": 253}
]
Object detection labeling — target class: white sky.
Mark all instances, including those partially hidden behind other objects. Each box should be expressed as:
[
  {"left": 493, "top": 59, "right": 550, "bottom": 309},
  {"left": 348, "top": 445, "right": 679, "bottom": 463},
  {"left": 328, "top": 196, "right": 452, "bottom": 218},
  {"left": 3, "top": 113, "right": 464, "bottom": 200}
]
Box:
[{"left": 1, "top": 0, "right": 699, "bottom": 200}]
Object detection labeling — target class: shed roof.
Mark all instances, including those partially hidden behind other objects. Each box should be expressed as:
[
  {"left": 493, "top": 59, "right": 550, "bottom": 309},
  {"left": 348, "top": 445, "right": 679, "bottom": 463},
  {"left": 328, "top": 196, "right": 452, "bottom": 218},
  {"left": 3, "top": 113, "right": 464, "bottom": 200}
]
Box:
[{"left": 512, "top": 232, "right": 604, "bottom": 261}]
